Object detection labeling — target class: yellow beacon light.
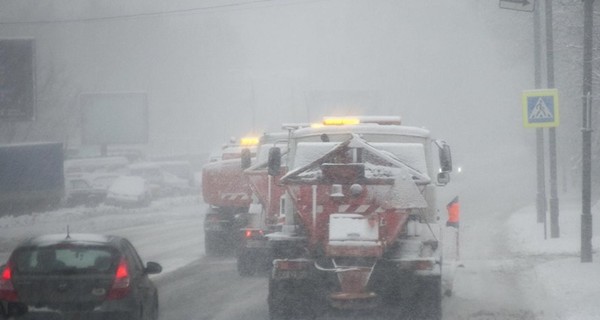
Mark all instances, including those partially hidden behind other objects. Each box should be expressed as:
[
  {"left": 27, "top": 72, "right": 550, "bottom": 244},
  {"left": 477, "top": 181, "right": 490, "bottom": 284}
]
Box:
[
  {"left": 322, "top": 117, "right": 360, "bottom": 126},
  {"left": 240, "top": 136, "right": 260, "bottom": 146}
]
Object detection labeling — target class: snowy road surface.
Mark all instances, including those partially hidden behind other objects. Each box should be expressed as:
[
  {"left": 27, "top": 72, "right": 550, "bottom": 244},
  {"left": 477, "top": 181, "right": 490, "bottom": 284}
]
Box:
[{"left": 0, "top": 183, "right": 598, "bottom": 319}]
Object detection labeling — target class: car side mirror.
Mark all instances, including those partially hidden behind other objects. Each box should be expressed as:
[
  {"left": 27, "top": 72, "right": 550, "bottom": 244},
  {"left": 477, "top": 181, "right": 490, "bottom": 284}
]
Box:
[
  {"left": 241, "top": 148, "right": 251, "bottom": 169},
  {"left": 268, "top": 147, "right": 281, "bottom": 176},
  {"left": 435, "top": 141, "right": 452, "bottom": 173},
  {"left": 145, "top": 261, "right": 162, "bottom": 275}
]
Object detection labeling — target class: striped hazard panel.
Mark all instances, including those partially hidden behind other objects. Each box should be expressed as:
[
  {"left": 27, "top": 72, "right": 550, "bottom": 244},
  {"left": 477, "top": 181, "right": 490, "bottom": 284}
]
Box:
[
  {"left": 336, "top": 204, "right": 384, "bottom": 214},
  {"left": 220, "top": 192, "right": 250, "bottom": 201}
]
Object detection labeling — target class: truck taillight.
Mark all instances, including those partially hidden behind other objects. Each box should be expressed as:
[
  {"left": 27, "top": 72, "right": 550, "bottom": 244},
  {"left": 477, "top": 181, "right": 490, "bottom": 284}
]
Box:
[
  {"left": 107, "top": 257, "right": 131, "bottom": 300},
  {"left": 0, "top": 262, "right": 19, "bottom": 302},
  {"left": 414, "top": 260, "right": 434, "bottom": 270},
  {"left": 244, "top": 229, "right": 264, "bottom": 239}
]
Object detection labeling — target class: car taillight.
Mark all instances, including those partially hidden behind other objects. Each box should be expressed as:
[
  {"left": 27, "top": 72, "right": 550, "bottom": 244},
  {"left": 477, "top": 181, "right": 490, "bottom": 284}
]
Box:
[
  {"left": 106, "top": 257, "right": 131, "bottom": 300},
  {"left": 0, "top": 262, "right": 19, "bottom": 302}
]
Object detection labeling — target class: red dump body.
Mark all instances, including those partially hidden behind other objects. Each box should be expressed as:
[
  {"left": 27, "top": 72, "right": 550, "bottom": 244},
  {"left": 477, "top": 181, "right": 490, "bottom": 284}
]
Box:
[
  {"left": 202, "top": 158, "right": 252, "bottom": 209},
  {"left": 279, "top": 129, "right": 433, "bottom": 258},
  {"left": 286, "top": 182, "right": 409, "bottom": 256}
]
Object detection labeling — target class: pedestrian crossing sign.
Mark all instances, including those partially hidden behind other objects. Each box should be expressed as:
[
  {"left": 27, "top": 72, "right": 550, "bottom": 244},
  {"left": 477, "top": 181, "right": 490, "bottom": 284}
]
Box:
[{"left": 522, "top": 89, "right": 559, "bottom": 128}]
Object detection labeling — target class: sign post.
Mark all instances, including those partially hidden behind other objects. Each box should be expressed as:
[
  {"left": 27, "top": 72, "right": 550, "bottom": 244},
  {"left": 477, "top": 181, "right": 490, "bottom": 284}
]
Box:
[
  {"left": 501, "top": 0, "right": 548, "bottom": 227},
  {"left": 581, "top": 0, "right": 594, "bottom": 263},
  {"left": 523, "top": 88, "right": 560, "bottom": 238}
]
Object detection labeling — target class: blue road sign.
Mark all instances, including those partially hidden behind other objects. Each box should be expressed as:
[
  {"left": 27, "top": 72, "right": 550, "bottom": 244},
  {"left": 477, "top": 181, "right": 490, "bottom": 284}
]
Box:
[{"left": 522, "top": 89, "right": 559, "bottom": 128}]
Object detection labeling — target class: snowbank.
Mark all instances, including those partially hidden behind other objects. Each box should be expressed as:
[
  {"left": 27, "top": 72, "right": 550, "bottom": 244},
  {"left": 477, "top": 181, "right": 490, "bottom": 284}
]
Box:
[{"left": 506, "top": 193, "right": 600, "bottom": 320}]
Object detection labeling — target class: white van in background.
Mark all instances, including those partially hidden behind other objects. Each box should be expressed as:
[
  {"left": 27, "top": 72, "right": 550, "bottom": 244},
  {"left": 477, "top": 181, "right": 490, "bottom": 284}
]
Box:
[{"left": 63, "top": 157, "right": 129, "bottom": 206}]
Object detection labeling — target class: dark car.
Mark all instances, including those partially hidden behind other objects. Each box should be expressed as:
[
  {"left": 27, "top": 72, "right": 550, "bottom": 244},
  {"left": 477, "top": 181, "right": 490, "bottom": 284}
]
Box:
[{"left": 0, "top": 233, "right": 162, "bottom": 320}]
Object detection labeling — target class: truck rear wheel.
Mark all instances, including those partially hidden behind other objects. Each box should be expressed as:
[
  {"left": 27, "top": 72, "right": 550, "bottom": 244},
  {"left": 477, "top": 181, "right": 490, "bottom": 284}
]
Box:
[
  {"left": 204, "top": 232, "right": 220, "bottom": 256},
  {"left": 409, "top": 276, "right": 442, "bottom": 320},
  {"left": 268, "top": 279, "right": 293, "bottom": 320},
  {"left": 238, "top": 246, "right": 272, "bottom": 277},
  {"left": 237, "top": 250, "right": 254, "bottom": 276}
]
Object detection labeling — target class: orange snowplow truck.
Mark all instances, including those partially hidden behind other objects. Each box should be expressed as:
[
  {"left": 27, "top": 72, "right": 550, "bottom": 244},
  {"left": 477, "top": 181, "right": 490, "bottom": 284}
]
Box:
[
  {"left": 202, "top": 137, "right": 258, "bottom": 256},
  {"left": 265, "top": 116, "right": 453, "bottom": 320}
]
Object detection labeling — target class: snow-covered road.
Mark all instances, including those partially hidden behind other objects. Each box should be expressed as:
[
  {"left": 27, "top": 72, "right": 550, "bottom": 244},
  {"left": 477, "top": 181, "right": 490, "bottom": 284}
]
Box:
[
  {"left": 0, "top": 184, "right": 598, "bottom": 319},
  {"left": 0, "top": 196, "right": 205, "bottom": 275}
]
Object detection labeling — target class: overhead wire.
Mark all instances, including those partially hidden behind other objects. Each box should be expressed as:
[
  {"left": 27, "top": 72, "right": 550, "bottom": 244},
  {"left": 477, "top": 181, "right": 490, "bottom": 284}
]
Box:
[{"left": 0, "top": 0, "right": 335, "bottom": 25}]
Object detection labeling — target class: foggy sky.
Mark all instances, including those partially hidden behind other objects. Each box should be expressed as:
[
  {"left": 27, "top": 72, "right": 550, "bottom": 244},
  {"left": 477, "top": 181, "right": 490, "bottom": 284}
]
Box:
[{"left": 0, "top": 0, "right": 534, "bottom": 159}]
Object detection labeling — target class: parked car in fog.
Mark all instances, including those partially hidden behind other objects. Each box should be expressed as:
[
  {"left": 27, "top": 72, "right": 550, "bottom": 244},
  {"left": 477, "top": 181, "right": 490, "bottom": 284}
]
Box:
[
  {"left": 127, "top": 163, "right": 164, "bottom": 196},
  {"left": 155, "top": 160, "right": 195, "bottom": 188},
  {"left": 64, "top": 157, "right": 129, "bottom": 207},
  {"left": 161, "top": 171, "right": 193, "bottom": 196},
  {"left": 65, "top": 173, "right": 120, "bottom": 207},
  {"left": 64, "top": 157, "right": 129, "bottom": 179},
  {"left": 0, "top": 233, "right": 162, "bottom": 320},
  {"left": 129, "top": 162, "right": 192, "bottom": 197},
  {"left": 106, "top": 176, "right": 153, "bottom": 207}
]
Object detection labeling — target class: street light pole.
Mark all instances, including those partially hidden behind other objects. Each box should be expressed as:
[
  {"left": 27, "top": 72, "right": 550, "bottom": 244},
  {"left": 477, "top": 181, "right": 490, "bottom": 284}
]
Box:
[
  {"left": 581, "top": 0, "right": 594, "bottom": 263},
  {"left": 534, "top": 1, "right": 547, "bottom": 230},
  {"left": 544, "top": 0, "right": 560, "bottom": 238}
]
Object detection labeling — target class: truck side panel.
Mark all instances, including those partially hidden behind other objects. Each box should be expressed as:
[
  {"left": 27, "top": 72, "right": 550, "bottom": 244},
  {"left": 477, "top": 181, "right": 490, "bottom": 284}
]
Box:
[{"left": 201, "top": 159, "right": 252, "bottom": 208}]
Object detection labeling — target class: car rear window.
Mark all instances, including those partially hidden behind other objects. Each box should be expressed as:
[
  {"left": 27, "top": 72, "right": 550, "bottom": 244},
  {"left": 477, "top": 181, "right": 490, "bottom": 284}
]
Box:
[{"left": 12, "top": 244, "right": 119, "bottom": 275}]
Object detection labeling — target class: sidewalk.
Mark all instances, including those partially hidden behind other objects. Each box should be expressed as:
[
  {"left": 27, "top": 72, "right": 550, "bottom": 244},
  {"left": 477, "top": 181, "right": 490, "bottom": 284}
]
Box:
[{"left": 506, "top": 193, "right": 600, "bottom": 320}]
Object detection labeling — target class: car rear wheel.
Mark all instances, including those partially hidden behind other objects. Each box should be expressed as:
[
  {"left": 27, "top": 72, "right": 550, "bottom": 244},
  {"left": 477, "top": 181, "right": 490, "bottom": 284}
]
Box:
[{"left": 146, "top": 294, "right": 159, "bottom": 320}]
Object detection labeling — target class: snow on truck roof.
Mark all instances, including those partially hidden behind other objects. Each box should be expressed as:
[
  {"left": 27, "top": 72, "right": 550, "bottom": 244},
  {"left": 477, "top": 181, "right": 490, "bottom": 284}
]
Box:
[
  {"left": 129, "top": 162, "right": 161, "bottom": 170},
  {"left": 260, "top": 131, "right": 288, "bottom": 144}
]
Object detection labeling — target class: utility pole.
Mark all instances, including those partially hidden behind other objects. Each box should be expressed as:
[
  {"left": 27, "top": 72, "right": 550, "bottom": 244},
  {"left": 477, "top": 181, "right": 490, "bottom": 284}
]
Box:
[
  {"left": 499, "top": 0, "right": 550, "bottom": 233},
  {"left": 544, "top": 0, "right": 560, "bottom": 238},
  {"left": 533, "top": 1, "right": 547, "bottom": 230},
  {"left": 581, "top": 0, "right": 594, "bottom": 263}
]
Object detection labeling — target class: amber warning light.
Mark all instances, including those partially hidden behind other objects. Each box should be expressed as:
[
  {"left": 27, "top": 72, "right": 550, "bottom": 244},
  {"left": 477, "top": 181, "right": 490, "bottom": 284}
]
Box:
[
  {"left": 322, "top": 117, "right": 360, "bottom": 126},
  {"left": 322, "top": 116, "right": 401, "bottom": 126},
  {"left": 240, "top": 136, "right": 260, "bottom": 146}
]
